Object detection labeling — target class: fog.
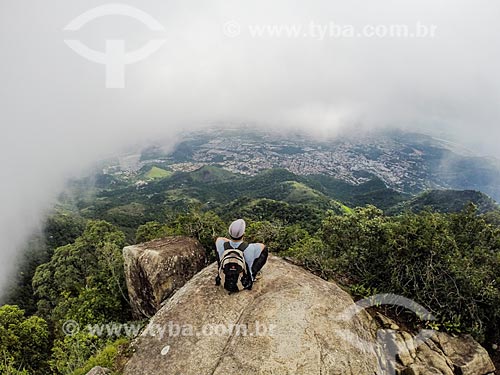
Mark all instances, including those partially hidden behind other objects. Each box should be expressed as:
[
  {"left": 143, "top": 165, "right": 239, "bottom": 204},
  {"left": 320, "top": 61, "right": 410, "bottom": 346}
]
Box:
[{"left": 1, "top": 0, "right": 500, "bottom": 299}]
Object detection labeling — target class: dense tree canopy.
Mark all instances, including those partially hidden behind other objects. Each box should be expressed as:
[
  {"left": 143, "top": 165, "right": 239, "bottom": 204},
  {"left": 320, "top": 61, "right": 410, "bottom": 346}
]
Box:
[{"left": 0, "top": 305, "right": 49, "bottom": 374}]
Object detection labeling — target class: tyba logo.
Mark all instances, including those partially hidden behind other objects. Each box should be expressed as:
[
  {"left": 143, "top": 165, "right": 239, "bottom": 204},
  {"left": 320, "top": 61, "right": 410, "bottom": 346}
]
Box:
[{"left": 64, "top": 4, "right": 166, "bottom": 88}]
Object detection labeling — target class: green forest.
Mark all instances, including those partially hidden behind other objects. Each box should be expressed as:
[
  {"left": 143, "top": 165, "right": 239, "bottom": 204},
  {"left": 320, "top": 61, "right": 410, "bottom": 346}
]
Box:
[{"left": 2, "top": 166, "right": 500, "bottom": 374}]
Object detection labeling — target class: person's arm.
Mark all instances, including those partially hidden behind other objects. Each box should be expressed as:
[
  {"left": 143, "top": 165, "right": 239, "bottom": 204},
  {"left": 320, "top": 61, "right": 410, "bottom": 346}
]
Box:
[
  {"left": 215, "top": 237, "right": 227, "bottom": 267},
  {"left": 214, "top": 238, "right": 227, "bottom": 286}
]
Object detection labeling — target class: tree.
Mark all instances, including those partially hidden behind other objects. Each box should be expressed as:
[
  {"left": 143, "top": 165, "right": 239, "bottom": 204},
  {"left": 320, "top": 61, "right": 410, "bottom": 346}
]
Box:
[
  {"left": 44, "top": 211, "right": 86, "bottom": 250},
  {"left": 169, "top": 210, "right": 226, "bottom": 260},
  {"left": 33, "top": 220, "right": 129, "bottom": 324},
  {"left": 135, "top": 221, "right": 172, "bottom": 243},
  {"left": 246, "top": 220, "right": 309, "bottom": 253},
  {"left": 32, "top": 220, "right": 132, "bottom": 374},
  {"left": 319, "top": 206, "right": 389, "bottom": 284},
  {"left": 0, "top": 305, "right": 49, "bottom": 374}
]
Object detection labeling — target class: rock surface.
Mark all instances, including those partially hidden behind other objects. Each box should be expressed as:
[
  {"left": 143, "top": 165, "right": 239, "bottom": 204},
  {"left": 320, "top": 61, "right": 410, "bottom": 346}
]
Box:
[
  {"left": 123, "top": 254, "right": 495, "bottom": 375},
  {"left": 398, "top": 332, "right": 495, "bottom": 375},
  {"left": 372, "top": 314, "right": 496, "bottom": 375},
  {"left": 123, "top": 236, "right": 207, "bottom": 319}
]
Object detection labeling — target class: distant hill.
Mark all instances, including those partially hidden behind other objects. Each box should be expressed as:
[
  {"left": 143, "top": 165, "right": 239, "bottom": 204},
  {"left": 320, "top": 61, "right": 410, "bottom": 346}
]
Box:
[
  {"left": 306, "top": 174, "right": 408, "bottom": 211},
  {"left": 143, "top": 166, "right": 171, "bottom": 180},
  {"left": 388, "top": 190, "right": 500, "bottom": 215}
]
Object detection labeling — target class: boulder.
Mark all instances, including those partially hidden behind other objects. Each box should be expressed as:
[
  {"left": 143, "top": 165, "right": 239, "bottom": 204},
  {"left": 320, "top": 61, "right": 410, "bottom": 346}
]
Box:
[
  {"left": 377, "top": 315, "right": 496, "bottom": 375},
  {"left": 124, "top": 255, "right": 380, "bottom": 374},
  {"left": 123, "top": 236, "right": 207, "bottom": 319},
  {"left": 401, "top": 332, "right": 495, "bottom": 375}
]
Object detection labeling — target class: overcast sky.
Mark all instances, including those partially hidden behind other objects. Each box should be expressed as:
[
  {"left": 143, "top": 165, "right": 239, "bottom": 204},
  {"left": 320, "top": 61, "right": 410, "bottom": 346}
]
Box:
[{"left": 1, "top": 0, "right": 500, "bottom": 298}]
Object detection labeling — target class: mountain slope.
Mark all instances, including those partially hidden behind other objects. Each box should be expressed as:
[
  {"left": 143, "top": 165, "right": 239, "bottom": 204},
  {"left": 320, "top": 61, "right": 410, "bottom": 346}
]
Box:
[
  {"left": 65, "top": 163, "right": 500, "bottom": 241},
  {"left": 388, "top": 190, "right": 500, "bottom": 215}
]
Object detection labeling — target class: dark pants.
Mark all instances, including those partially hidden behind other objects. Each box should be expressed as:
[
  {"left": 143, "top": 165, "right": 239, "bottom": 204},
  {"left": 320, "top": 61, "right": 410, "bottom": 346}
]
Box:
[{"left": 251, "top": 246, "right": 268, "bottom": 276}]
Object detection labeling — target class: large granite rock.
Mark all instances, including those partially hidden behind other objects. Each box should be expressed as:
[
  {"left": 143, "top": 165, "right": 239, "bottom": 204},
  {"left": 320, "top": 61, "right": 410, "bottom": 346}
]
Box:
[
  {"left": 123, "top": 255, "right": 495, "bottom": 374},
  {"left": 123, "top": 236, "right": 207, "bottom": 319},
  {"left": 124, "top": 255, "right": 380, "bottom": 374}
]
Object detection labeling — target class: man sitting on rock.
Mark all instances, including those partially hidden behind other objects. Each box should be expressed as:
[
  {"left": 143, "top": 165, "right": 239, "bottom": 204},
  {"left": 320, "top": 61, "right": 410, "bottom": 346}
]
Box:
[{"left": 215, "top": 219, "right": 268, "bottom": 291}]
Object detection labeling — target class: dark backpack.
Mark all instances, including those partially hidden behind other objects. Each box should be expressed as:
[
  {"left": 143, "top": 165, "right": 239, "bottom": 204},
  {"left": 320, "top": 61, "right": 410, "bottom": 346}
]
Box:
[{"left": 218, "top": 241, "right": 252, "bottom": 293}]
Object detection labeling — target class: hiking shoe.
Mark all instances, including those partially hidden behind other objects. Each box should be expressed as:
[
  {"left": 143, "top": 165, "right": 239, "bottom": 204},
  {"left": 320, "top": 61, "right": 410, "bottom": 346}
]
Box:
[{"left": 253, "top": 271, "right": 263, "bottom": 282}]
